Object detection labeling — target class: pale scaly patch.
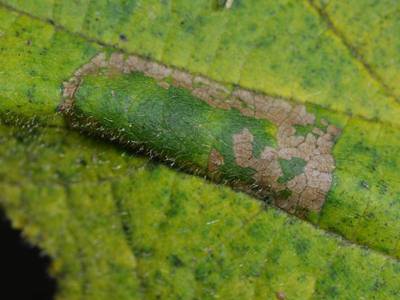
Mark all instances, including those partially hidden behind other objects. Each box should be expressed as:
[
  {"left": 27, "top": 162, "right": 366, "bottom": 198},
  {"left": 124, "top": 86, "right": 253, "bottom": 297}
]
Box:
[
  {"left": 225, "top": 0, "right": 234, "bottom": 9},
  {"left": 62, "top": 52, "right": 341, "bottom": 215}
]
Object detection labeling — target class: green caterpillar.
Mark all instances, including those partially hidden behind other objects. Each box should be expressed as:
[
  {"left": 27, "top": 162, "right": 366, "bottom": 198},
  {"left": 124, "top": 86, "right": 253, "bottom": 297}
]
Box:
[{"left": 61, "top": 52, "right": 341, "bottom": 217}]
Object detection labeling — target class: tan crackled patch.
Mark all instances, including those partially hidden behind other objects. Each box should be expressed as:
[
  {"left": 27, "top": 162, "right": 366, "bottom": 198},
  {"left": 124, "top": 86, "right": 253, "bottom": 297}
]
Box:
[
  {"left": 61, "top": 52, "right": 341, "bottom": 214},
  {"left": 208, "top": 148, "right": 225, "bottom": 173}
]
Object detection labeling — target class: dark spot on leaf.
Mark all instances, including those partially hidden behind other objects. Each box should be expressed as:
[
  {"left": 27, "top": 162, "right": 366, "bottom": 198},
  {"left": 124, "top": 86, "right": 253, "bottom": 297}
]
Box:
[
  {"left": 293, "top": 238, "right": 310, "bottom": 256},
  {"left": 378, "top": 180, "right": 388, "bottom": 194},
  {"left": 77, "top": 158, "right": 87, "bottom": 166},
  {"left": 119, "top": 33, "right": 127, "bottom": 41},
  {"left": 168, "top": 254, "right": 184, "bottom": 268},
  {"left": 134, "top": 246, "right": 154, "bottom": 258},
  {"left": 195, "top": 263, "right": 212, "bottom": 282},
  {"left": 360, "top": 180, "right": 369, "bottom": 189}
]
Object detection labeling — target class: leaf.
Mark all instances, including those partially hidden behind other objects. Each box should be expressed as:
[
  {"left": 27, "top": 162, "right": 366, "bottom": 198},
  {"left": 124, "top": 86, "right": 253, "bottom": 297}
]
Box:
[
  {"left": 2, "top": 121, "right": 400, "bottom": 299},
  {"left": 1, "top": 1, "right": 400, "bottom": 299},
  {"left": 310, "top": 0, "right": 400, "bottom": 100}
]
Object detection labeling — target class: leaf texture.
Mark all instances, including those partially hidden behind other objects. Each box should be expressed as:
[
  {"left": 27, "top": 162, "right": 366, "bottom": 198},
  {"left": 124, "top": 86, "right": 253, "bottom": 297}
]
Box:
[{"left": 0, "top": 1, "right": 400, "bottom": 299}]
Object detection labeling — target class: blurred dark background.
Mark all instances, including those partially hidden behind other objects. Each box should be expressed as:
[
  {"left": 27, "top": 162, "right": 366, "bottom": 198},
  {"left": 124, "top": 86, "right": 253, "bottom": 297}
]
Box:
[{"left": 0, "top": 210, "right": 56, "bottom": 300}]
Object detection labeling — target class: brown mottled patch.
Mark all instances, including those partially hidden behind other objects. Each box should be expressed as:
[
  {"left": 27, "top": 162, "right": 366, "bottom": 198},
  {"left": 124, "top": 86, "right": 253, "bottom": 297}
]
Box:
[
  {"left": 276, "top": 290, "right": 286, "bottom": 300},
  {"left": 233, "top": 128, "right": 255, "bottom": 168},
  {"left": 172, "top": 70, "right": 193, "bottom": 89},
  {"left": 208, "top": 148, "right": 225, "bottom": 173},
  {"left": 145, "top": 62, "right": 171, "bottom": 80},
  {"left": 298, "top": 187, "right": 326, "bottom": 212},
  {"left": 287, "top": 174, "right": 307, "bottom": 194},
  {"left": 62, "top": 81, "right": 78, "bottom": 99},
  {"left": 109, "top": 52, "right": 125, "bottom": 71}
]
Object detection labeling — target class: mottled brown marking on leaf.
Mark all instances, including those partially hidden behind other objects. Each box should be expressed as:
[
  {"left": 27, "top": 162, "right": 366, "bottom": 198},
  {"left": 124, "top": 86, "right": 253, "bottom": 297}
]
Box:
[
  {"left": 233, "top": 128, "right": 255, "bottom": 168},
  {"left": 208, "top": 148, "right": 224, "bottom": 173},
  {"left": 276, "top": 290, "right": 286, "bottom": 300}
]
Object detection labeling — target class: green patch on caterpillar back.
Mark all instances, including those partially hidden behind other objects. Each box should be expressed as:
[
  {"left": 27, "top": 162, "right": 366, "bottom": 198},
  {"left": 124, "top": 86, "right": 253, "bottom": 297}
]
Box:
[
  {"left": 294, "top": 124, "right": 315, "bottom": 137},
  {"left": 72, "top": 71, "right": 278, "bottom": 185},
  {"left": 278, "top": 157, "right": 307, "bottom": 184}
]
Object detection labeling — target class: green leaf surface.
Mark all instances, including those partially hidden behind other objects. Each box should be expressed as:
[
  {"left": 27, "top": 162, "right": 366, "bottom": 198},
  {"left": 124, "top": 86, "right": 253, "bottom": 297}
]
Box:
[
  {"left": 1, "top": 1, "right": 400, "bottom": 299},
  {"left": 312, "top": 0, "right": 400, "bottom": 99},
  {"left": 2, "top": 121, "right": 400, "bottom": 299}
]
